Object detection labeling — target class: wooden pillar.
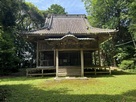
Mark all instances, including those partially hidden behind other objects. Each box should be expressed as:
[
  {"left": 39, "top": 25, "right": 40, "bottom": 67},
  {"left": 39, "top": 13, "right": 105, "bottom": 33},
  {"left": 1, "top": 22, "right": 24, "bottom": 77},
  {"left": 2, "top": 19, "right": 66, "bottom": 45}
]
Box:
[
  {"left": 100, "top": 51, "right": 103, "bottom": 66},
  {"left": 81, "top": 49, "right": 84, "bottom": 77},
  {"left": 98, "top": 47, "right": 101, "bottom": 66},
  {"left": 97, "top": 36, "right": 101, "bottom": 66},
  {"left": 54, "top": 50, "right": 56, "bottom": 66},
  {"left": 94, "top": 51, "right": 96, "bottom": 65},
  {"left": 56, "top": 49, "right": 59, "bottom": 77},
  {"left": 36, "top": 41, "right": 39, "bottom": 67}
]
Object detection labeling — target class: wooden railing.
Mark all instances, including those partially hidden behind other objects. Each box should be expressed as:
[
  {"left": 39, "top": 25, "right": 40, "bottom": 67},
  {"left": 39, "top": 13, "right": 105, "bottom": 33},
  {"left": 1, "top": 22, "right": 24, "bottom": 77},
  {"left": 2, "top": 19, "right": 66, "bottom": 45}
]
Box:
[
  {"left": 26, "top": 66, "right": 111, "bottom": 77},
  {"left": 84, "top": 66, "right": 111, "bottom": 75},
  {"left": 26, "top": 67, "right": 55, "bottom": 77}
]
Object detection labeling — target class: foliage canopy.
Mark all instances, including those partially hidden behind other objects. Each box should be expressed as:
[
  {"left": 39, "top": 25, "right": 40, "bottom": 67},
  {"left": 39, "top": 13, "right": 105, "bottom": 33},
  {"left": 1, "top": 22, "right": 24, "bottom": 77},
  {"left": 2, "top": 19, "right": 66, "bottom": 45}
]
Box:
[
  {"left": 0, "top": 1, "right": 68, "bottom": 75},
  {"left": 83, "top": 0, "right": 136, "bottom": 67}
]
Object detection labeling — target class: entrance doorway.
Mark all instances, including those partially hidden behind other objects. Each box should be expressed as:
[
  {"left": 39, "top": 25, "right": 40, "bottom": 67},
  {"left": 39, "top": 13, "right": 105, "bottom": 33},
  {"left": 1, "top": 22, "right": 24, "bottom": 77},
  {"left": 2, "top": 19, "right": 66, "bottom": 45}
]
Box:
[{"left": 59, "top": 51, "right": 80, "bottom": 66}]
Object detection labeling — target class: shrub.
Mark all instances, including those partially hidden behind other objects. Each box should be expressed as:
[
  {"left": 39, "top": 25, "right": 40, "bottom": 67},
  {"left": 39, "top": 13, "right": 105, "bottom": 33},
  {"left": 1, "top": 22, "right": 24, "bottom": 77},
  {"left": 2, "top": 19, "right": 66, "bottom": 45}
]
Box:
[
  {"left": 0, "top": 86, "right": 10, "bottom": 102},
  {"left": 119, "top": 60, "right": 135, "bottom": 70}
]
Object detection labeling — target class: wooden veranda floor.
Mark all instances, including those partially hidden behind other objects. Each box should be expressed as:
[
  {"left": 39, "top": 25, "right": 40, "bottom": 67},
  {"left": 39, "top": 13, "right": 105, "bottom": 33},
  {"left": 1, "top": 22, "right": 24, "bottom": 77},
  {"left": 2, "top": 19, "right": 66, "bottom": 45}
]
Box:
[{"left": 26, "top": 66, "right": 111, "bottom": 77}]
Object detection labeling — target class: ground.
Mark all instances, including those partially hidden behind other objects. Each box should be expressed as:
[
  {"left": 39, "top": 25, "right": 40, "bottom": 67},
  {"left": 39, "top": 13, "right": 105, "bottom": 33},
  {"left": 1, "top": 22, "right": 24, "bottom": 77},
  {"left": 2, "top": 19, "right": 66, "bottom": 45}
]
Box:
[{"left": 0, "top": 71, "right": 136, "bottom": 102}]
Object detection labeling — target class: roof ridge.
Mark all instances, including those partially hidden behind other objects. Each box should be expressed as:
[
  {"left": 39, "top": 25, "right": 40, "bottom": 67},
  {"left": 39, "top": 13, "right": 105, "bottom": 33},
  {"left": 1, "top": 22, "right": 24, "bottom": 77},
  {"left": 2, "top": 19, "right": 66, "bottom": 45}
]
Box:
[
  {"left": 52, "top": 14, "right": 86, "bottom": 18},
  {"left": 43, "top": 15, "right": 53, "bottom": 30}
]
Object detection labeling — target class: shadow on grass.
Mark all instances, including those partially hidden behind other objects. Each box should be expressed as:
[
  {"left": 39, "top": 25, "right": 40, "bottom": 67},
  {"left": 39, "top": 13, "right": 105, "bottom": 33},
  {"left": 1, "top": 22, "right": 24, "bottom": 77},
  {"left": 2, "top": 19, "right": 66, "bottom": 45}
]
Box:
[
  {"left": 0, "top": 84, "right": 136, "bottom": 102},
  {"left": 0, "top": 76, "right": 53, "bottom": 82}
]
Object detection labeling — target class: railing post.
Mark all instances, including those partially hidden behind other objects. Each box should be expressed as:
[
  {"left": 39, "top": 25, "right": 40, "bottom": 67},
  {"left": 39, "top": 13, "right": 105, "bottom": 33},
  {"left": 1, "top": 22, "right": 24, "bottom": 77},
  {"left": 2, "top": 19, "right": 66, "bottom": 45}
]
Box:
[
  {"left": 109, "top": 67, "right": 111, "bottom": 75},
  {"left": 36, "top": 41, "right": 39, "bottom": 67},
  {"left": 42, "top": 69, "right": 44, "bottom": 77},
  {"left": 94, "top": 68, "right": 97, "bottom": 75}
]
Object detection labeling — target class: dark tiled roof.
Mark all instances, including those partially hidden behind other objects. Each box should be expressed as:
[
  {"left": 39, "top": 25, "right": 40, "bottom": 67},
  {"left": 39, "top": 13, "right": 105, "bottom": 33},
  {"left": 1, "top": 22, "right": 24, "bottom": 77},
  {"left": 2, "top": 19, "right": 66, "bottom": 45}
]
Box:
[
  {"left": 90, "top": 27, "right": 117, "bottom": 33},
  {"left": 25, "top": 14, "right": 117, "bottom": 35},
  {"left": 31, "top": 14, "right": 90, "bottom": 34},
  {"left": 23, "top": 15, "right": 118, "bottom": 44}
]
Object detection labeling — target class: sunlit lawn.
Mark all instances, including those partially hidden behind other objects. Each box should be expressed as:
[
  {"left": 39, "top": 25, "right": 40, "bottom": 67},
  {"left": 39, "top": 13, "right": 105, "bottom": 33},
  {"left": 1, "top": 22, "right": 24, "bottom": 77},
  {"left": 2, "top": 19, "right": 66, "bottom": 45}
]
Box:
[{"left": 0, "top": 72, "right": 136, "bottom": 102}]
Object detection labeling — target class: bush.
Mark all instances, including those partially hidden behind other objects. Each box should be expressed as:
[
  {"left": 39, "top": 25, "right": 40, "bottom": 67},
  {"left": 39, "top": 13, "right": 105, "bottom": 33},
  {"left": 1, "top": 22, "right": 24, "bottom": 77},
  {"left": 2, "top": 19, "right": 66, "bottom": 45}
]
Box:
[
  {"left": 0, "top": 86, "right": 10, "bottom": 102},
  {"left": 119, "top": 60, "right": 135, "bottom": 70}
]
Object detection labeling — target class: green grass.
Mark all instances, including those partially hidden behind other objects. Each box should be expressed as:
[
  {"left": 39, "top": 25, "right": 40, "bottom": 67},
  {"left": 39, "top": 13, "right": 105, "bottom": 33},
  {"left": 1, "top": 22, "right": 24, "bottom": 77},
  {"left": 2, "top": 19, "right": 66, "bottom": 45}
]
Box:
[{"left": 0, "top": 72, "right": 136, "bottom": 102}]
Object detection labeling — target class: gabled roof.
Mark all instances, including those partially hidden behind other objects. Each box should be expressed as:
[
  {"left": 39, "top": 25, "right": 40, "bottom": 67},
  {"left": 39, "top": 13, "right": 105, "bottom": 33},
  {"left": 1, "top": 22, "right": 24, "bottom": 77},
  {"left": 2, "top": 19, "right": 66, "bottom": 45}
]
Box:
[
  {"left": 29, "top": 14, "right": 90, "bottom": 34},
  {"left": 23, "top": 14, "right": 117, "bottom": 35},
  {"left": 22, "top": 14, "right": 118, "bottom": 44}
]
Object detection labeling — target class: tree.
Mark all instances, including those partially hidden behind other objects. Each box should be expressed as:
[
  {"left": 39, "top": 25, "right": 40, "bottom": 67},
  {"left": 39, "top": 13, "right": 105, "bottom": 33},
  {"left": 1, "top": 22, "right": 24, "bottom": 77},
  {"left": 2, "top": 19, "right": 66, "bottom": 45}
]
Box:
[
  {"left": 0, "top": 0, "right": 24, "bottom": 75},
  {"left": 0, "top": 0, "right": 23, "bottom": 28},
  {"left": 83, "top": 0, "right": 135, "bottom": 66},
  {"left": 0, "top": 1, "right": 68, "bottom": 75},
  {"left": 43, "top": 4, "right": 67, "bottom": 17},
  {"left": 0, "top": 27, "right": 20, "bottom": 75},
  {"left": 128, "top": 0, "right": 136, "bottom": 49},
  {"left": 17, "top": 2, "right": 45, "bottom": 31}
]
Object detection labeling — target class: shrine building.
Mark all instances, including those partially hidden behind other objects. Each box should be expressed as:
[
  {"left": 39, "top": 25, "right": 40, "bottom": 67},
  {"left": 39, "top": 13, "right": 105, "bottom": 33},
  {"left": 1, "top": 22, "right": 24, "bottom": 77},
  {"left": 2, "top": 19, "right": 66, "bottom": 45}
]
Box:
[{"left": 23, "top": 14, "right": 117, "bottom": 77}]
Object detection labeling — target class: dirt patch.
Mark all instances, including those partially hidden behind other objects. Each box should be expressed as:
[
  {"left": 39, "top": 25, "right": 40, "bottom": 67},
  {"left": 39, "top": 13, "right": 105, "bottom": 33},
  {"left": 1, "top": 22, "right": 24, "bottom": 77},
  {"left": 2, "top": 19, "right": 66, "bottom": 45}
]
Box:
[{"left": 38, "top": 78, "right": 102, "bottom": 89}]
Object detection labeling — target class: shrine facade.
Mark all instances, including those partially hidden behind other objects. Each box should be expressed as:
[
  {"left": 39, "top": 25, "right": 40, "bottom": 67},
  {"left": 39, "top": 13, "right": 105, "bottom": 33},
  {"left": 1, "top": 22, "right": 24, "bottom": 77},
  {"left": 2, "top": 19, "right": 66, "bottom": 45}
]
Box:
[{"left": 23, "top": 14, "right": 117, "bottom": 77}]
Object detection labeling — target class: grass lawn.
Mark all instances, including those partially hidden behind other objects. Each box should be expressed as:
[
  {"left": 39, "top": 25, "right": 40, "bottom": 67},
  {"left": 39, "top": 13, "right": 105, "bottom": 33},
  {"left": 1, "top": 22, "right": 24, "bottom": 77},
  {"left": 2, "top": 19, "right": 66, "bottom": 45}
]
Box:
[{"left": 0, "top": 71, "right": 136, "bottom": 102}]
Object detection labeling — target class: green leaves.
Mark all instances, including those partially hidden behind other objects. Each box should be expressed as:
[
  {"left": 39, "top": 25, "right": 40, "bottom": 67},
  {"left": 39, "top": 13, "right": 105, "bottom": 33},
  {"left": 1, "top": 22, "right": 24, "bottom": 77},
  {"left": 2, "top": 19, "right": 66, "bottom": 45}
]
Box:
[
  {"left": 119, "top": 60, "right": 135, "bottom": 70},
  {"left": 0, "top": 30, "right": 19, "bottom": 75},
  {"left": 18, "top": 2, "right": 45, "bottom": 31},
  {"left": 128, "top": 0, "right": 136, "bottom": 45},
  {"left": 43, "top": 4, "right": 67, "bottom": 16},
  {"left": 83, "top": 0, "right": 136, "bottom": 66},
  {"left": 0, "top": 0, "right": 22, "bottom": 28},
  {"left": 0, "top": 0, "right": 23, "bottom": 74}
]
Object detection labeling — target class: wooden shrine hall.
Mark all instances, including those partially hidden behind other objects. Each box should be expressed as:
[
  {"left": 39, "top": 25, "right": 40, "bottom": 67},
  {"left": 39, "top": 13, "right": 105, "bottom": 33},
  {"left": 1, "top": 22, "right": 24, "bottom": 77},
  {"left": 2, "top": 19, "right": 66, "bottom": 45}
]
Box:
[{"left": 23, "top": 14, "right": 117, "bottom": 77}]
